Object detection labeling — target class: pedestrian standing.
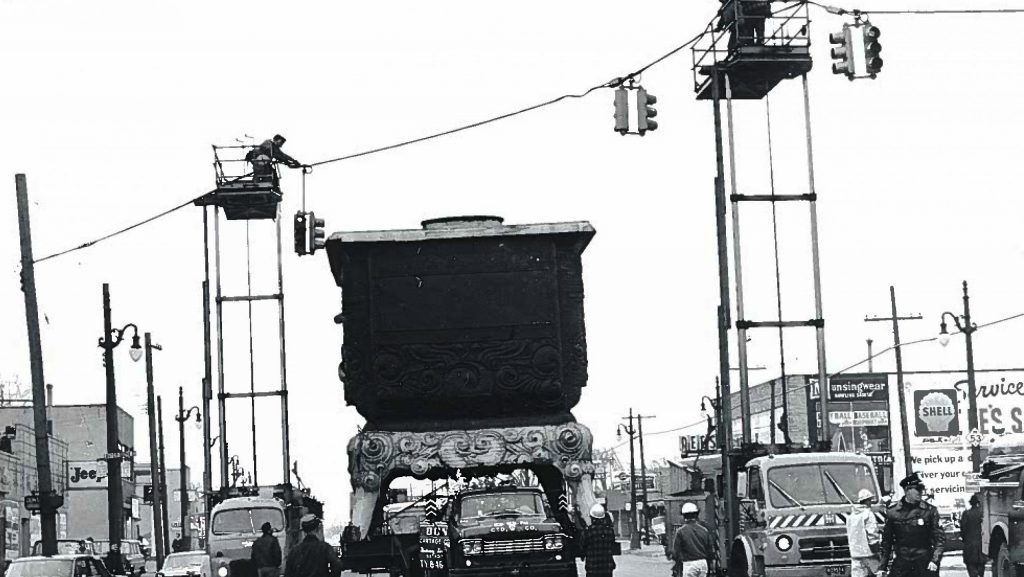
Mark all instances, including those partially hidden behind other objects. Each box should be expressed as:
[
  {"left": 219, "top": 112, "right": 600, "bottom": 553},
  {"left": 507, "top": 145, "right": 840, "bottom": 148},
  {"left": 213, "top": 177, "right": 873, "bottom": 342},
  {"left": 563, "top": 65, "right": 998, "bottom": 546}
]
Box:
[
  {"left": 846, "top": 489, "right": 880, "bottom": 577},
  {"left": 671, "top": 502, "right": 714, "bottom": 577},
  {"left": 251, "top": 522, "right": 283, "bottom": 577},
  {"left": 960, "top": 494, "right": 986, "bottom": 577},
  {"left": 581, "top": 504, "right": 617, "bottom": 577},
  {"left": 284, "top": 515, "right": 341, "bottom": 577},
  {"left": 878, "top": 473, "right": 945, "bottom": 577}
]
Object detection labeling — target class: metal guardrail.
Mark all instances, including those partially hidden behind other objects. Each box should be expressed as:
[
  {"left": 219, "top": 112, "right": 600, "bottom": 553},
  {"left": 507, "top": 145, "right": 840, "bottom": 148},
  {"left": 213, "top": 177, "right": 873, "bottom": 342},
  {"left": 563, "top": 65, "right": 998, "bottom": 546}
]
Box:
[{"left": 691, "top": 0, "right": 811, "bottom": 93}]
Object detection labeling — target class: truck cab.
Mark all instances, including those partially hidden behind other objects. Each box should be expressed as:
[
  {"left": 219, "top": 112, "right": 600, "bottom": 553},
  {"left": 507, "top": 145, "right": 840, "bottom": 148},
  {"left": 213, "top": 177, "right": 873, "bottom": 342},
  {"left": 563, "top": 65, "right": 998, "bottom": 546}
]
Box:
[
  {"left": 443, "top": 486, "right": 575, "bottom": 577},
  {"left": 207, "top": 497, "right": 286, "bottom": 577},
  {"left": 729, "top": 452, "right": 882, "bottom": 577},
  {"left": 978, "top": 433, "right": 1024, "bottom": 577}
]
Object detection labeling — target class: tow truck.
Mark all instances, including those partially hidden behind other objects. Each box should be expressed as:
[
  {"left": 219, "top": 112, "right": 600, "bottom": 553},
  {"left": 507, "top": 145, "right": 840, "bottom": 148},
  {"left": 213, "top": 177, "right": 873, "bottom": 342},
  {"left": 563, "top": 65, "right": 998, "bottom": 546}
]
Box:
[{"left": 976, "top": 433, "right": 1024, "bottom": 577}]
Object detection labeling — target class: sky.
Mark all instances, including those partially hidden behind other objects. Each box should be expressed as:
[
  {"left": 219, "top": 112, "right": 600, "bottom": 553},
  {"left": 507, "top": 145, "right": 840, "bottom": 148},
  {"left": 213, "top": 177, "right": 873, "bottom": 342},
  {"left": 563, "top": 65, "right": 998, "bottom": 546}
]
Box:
[{"left": 3, "top": 0, "right": 1024, "bottom": 525}]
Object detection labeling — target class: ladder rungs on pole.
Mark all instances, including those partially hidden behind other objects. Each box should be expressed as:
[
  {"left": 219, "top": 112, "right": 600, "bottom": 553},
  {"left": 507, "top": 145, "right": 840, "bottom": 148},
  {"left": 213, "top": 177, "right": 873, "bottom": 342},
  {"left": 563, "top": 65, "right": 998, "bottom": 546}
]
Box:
[
  {"left": 219, "top": 391, "right": 287, "bottom": 399},
  {"left": 217, "top": 294, "right": 283, "bottom": 303},
  {"left": 736, "top": 319, "right": 824, "bottom": 329},
  {"left": 730, "top": 194, "right": 817, "bottom": 202}
]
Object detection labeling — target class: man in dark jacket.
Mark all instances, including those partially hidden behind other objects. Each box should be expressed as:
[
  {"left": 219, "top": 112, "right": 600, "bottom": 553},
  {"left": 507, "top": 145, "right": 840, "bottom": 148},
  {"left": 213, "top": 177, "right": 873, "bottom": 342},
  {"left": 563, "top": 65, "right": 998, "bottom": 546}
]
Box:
[
  {"left": 247, "top": 134, "right": 303, "bottom": 185},
  {"left": 671, "top": 502, "right": 714, "bottom": 577},
  {"left": 284, "top": 515, "right": 341, "bottom": 577},
  {"left": 879, "top": 473, "right": 945, "bottom": 577},
  {"left": 251, "top": 522, "right": 282, "bottom": 577},
  {"left": 581, "top": 504, "right": 616, "bottom": 577},
  {"left": 959, "top": 494, "right": 985, "bottom": 577}
]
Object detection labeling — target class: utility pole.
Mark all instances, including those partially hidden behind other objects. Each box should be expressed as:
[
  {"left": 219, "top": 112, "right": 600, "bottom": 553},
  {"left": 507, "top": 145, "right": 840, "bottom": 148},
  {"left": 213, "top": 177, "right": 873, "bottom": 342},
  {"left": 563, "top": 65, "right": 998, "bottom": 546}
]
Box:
[
  {"left": 617, "top": 412, "right": 640, "bottom": 551},
  {"left": 939, "top": 281, "right": 982, "bottom": 473},
  {"left": 158, "top": 396, "right": 170, "bottom": 555},
  {"left": 201, "top": 279, "right": 213, "bottom": 532},
  {"left": 15, "top": 174, "right": 58, "bottom": 555},
  {"left": 637, "top": 414, "right": 655, "bottom": 545},
  {"left": 865, "top": 286, "right": 921, "bottom": 477},
  {"left": 176, "top": 386, "right": 200, "bottom": 550},
  {"left": 867, "top": 339, "right": 874, "bottom": 373},
  {"left": 145, "top": 334, "right": 165, "bottom": 567}
]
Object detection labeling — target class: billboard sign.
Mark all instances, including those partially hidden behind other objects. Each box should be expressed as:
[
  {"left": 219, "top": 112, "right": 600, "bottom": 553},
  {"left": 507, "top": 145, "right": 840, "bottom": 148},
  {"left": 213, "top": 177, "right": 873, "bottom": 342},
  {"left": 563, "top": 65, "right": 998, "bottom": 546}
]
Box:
[
  {"left": 914, "top": 389, "right": 960, "bottom": 437},
  {"left": 828, "top": 374, "right": 888, "bottom": 402}
]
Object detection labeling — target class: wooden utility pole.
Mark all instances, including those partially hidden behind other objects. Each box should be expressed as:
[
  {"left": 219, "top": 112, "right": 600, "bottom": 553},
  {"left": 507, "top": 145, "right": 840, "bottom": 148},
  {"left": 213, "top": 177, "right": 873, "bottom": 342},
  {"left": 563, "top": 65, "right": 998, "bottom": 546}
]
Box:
[
  {"left": 636, "top": 414, "right": 655, "bottom": 545},
  {"left": 15, "top": 174, "right": 58, "bottom": 555},
  {"left": 158, "top": 397, "right": 170, "bottom": 555},
  {"left": 145, "top": 334, "right": 165, "bottom": 566},
  {"left": 865, "top": 286, "right": 921, "bottom": 476}
]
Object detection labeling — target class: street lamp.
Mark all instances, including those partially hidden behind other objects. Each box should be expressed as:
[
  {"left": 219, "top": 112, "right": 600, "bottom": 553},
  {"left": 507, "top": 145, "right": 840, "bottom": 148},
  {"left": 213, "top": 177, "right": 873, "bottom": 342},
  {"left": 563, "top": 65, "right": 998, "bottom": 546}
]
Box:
[
  {"left": 175, "top": 387, "right": 201, "bottom": 551},
  {"left": 938, "top": 280, "right": 981, "bottom": 473},
  {"left": 616, "top": 414, "right": 640, "bottom": 551},
  {"left": 97, "top": 283, "right": 144, "bottom": 575}
]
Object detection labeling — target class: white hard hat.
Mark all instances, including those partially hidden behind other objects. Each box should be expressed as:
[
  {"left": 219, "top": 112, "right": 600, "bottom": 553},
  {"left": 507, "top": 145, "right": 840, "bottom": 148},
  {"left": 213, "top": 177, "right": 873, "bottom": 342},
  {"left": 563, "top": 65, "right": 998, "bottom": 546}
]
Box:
[
  {"left": 681, "top": 502, "right": 699, "bottom": 515},
  {"left": 590, "top": 503, "right": 606, "bottom": 519},
  {"left": 857, "top": 489, "right": 875, "bottom": 503}
]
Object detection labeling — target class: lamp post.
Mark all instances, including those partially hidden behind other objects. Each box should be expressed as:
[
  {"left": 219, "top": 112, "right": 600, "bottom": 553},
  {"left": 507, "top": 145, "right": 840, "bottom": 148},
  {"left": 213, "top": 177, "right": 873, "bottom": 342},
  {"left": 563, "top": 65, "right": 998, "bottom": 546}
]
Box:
[
  {"left": 175, "top": 387, "right": 201, "bottom": 551},
  {"left": 143, "top": 333, "right": 166, "bottom": 567},
  {"left": 938, "top": 280, "right": 981, "bottom": 473},
  {"left": 97, "top": 284, "right": 143, "bottom": 575},
  {"left": 700, "top": 393, "right": 720, "bottom": 452},
  {"left": 617, "top": 413, "right": 640, "bottom": 551}
]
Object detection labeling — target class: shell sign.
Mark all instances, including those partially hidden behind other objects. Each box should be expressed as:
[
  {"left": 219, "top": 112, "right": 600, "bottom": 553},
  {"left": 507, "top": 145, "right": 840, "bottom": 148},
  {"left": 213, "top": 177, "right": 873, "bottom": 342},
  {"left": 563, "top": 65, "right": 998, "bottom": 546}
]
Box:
[{"left": 914, "top": 390, "right": 960, "bottom": 437}]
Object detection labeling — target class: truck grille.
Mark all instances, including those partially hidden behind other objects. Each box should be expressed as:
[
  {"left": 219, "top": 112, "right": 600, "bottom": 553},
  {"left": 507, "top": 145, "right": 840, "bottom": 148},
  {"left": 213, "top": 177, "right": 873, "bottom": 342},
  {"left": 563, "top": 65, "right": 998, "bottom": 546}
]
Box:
[
  {"left": 798, "top": 536, "right": 850, "bottom": 563},
  {"left": 482, "top": 537, "right": 546, "bottom": 555}
]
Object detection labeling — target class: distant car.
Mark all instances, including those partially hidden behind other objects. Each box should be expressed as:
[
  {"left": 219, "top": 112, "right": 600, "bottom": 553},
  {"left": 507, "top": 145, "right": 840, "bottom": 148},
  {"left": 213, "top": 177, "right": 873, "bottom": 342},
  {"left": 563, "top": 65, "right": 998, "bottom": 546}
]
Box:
[
  {"left": 31, "top": 540, "right": 100, "bottom": 557},
  {"left": 7, "top": 555, "right": 111, "bottom": 577},
  {"left": 93, "top": 540, "right": 146, "bottom": 576},
  {"left": 157, "top": 552, "right": 211, "bottom": 577}
]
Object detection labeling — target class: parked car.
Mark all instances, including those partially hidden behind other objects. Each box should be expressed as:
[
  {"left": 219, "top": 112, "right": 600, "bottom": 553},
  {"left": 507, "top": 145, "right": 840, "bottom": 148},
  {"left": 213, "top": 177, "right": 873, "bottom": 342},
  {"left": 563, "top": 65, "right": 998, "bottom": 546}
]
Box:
[
  {"left": 157, "top": 552, "right": 211, "bottom": 577},
  {"left": 31, "top": 540, "right": 100, "bottom": 557},
  {"left": 92, "top": 540, "right": 146, "bottom": 576},
  {"left": 7, "top": 555, "right": 111, "bottom": 577}
]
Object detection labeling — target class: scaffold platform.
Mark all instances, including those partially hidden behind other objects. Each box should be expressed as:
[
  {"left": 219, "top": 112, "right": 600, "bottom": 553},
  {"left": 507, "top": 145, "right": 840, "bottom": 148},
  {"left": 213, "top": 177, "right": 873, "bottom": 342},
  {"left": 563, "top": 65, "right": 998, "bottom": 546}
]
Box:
[{"left": 193, "top": 144, "right": 283, "bottom": 220}]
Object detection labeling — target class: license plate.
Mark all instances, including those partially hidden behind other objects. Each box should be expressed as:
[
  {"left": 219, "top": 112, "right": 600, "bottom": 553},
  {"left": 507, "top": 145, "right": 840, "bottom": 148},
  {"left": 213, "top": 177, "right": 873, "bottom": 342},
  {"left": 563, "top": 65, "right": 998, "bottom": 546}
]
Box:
[{"left": 825, "top": 566, "right": 848, "bottom": 576}]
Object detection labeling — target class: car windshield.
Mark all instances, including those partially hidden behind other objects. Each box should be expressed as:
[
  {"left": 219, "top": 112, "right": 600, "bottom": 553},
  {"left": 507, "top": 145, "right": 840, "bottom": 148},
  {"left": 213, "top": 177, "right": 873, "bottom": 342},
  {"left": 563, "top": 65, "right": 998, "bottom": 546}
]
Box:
[
  {"left": 7, "top": 560, "right": 73, "bottom": 577},
  {"left": 459, "top": 493, "right": 546, "bottom": 519},
  {"left": 37, "top": 542, "right": 91, "bottom": 555},
  {"left": 162, "top": 554, "right": 207, "bottom": 569},
  {"left": 767, "top": 463, "right": 878, "bottom": 508},
  {"left": 212, "top": 507, "right": 284, "bottom": 535}
]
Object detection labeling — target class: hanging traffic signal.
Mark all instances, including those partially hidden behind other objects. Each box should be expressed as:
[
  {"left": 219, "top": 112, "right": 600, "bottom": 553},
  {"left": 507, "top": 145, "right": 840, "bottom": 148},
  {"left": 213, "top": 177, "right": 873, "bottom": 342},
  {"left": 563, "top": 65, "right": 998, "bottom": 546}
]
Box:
[
  {"left": 308, "top": 212, "right": 326, "bottom": 255},
  {"left": 294, "top": 211, "right": 309, "bottom": 256},
  {"left": 829, "top": 25, "right": 855, "bottom": 79},
  {"left": 637, "top": 88, "right": 657, "bottom": 135},
  {"left": 613, "top": 87, "right": 629, "bottom": 135},
  {"left": 863, "top": 24, "right": 883, "bottom": 77}
]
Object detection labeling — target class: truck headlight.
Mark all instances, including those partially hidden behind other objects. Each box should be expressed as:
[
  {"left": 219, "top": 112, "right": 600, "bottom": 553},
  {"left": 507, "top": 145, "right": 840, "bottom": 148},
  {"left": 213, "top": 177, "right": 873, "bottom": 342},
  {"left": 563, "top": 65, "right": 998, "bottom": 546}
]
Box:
[
  {"left": 543, "top": 535, "right": 565, "bottom": 551},
  {"left": 462, "top": 540, "right": 483, "bottom": 556},
  {"left": 775, "top": 535, "right": 793, "bottom": 552},
  {"left": 217, "top": 567, "right": 229, "bottom": 577}
]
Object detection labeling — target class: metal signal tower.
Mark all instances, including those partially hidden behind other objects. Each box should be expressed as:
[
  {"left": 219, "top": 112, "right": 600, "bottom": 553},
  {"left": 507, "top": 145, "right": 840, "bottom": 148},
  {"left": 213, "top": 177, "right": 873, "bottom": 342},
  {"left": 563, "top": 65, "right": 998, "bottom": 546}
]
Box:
[
  {"left": 691, "top": 0, "right": 830, "bottom": 546},
  {"left": 194, "top": 145, "right": 292, "bottom": 493}
]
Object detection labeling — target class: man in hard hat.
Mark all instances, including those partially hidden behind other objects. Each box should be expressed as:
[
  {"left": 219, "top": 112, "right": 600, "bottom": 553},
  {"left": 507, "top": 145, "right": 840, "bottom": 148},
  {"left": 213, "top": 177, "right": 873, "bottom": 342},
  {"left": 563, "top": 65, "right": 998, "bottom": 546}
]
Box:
[
  {"left": 247, "top": 134, "right": 303, "bottom": 185},
  {"left": 581, "top": 504, "right": 616, "bottom": 577},
  {"left": 878, "top": 472, "right": 944, "bottom": 577},
  {"left": 671, "top": 502, "right": 714, "bottom": 577},
  {"left": 284, "top": 514, "right": 341, "bottom": 577},
  {"left": 846, "top": 489, "right": 880, "bottom": 577}
]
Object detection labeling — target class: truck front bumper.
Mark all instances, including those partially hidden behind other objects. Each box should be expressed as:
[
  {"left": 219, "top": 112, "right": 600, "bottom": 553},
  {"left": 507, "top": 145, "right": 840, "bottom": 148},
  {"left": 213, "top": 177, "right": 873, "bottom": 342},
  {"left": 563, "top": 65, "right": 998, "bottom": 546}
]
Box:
[
  {"left": 448, "top": 559, "right": 576, "bottom": 576},
  {"left": 764, "top": 563, "right": 850, "bottom": 577}
]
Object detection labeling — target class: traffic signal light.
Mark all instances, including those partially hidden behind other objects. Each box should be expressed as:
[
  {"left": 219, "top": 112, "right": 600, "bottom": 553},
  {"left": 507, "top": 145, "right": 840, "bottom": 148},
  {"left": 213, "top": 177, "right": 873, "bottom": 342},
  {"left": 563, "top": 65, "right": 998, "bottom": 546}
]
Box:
[
  {"left": 863, "top": 24, "right": 882, "bottom": 77},
  {"left": 637, "top": 88, "right": 657, "bottom": 135},
  {"left": 613, "top": 87, "right": 628, "bottom": 135},
  {"left": 308, "top": 212, "right": 326, "bottom": 255},
  {"left": 294, "top": 211, "right": 309, "bottom": 256},
  {"left": 829, "top": 26, "right": 855, "bottom": 79}
]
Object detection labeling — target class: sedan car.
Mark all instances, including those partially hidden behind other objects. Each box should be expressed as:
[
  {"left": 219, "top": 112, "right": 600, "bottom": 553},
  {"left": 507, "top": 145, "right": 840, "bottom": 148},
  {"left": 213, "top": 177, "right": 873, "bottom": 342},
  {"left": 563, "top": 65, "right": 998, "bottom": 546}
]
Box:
[
  {"left": 157, "top": 552, "right": 211, "bottom": 577},
  {"left": 6, "top": 555, "right": 111, "bottom": 577}
]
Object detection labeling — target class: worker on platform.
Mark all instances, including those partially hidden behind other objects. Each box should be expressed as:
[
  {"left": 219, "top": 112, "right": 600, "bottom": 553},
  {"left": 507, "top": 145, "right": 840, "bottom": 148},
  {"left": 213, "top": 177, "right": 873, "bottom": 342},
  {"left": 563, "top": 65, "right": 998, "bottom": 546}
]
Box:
[
  {"left": 580, "top": 504, "right": 617, "bottom": 577},
  {"left": 718, "top": 0, "right": 774, "bottom": 50},
  {"left": 845, "top": 489, "right": 880, "bottom": 577},
  {"left": 959, "top": 494, "right": 985, "bottom": 577},
  {"left": 671, "top": 502, "right": 714, "bottom": 577},
  {"left": 284, "top": 514, "right": 341, "bottom": 577},
  {"left": 247, "top": 134, "right": 303, "bottom": 184},
  {"left": 878, "top": 473, "right": 944, "bottom": 577},
  {"left": 251, "top": 522, "right": 282, "bottom": 577}
]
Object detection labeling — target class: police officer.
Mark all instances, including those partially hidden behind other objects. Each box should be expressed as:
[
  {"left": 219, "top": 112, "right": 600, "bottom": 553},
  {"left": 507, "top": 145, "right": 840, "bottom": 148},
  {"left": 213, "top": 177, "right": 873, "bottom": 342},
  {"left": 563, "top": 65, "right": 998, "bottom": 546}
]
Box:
[
  {"left": 878, "top": 473, "right": 945, "bottom": 577},
  {"left": 284, "top": 514, "right": 341, "bottom": 577}
]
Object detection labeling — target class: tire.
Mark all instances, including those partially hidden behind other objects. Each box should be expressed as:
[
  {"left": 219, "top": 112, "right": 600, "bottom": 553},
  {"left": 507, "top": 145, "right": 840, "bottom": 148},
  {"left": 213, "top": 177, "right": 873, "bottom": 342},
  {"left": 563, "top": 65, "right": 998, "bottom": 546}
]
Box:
[{"left": 996, "top": 541, "right": 1017, "bottom": 577}]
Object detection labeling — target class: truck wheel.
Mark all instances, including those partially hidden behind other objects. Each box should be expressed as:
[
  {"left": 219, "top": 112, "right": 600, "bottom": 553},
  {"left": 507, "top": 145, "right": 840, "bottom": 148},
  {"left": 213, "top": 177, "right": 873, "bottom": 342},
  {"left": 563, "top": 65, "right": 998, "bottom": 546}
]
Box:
[{"left": 996, "top": 542, "right": 1018, "bottom": 577}]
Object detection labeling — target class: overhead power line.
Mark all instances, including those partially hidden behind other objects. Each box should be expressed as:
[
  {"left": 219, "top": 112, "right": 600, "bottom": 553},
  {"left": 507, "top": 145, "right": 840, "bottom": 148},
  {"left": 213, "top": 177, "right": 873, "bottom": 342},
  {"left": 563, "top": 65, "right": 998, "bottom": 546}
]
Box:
[
  {"left": 34, "top": 35, "right": 703, "bottom": 265},
  {"left": 809, "top": 1, "right": 1024, "bottom": 15}
]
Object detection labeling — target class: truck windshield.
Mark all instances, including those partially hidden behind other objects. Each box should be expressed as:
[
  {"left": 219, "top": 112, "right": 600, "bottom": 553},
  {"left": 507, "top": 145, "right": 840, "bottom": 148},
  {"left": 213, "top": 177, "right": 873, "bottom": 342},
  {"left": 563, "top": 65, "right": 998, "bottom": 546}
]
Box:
[
  {"left": 7, "top": 560, "right": 73, "bottom": 577},
  {"left": 767, "top": 463, "right": 877, "bottom": 508},
  {"left": 212, "top": 507, "right": 285, "bottom": 535},
  {"left": 460, "top": 493, "right": 546, "bottom": 519}
]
